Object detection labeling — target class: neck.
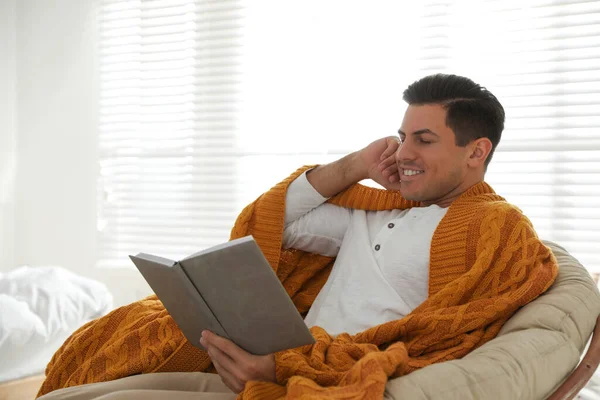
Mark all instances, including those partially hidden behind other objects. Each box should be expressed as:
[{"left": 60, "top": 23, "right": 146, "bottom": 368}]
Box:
[{"left": 420, "top": 175, "right": 486, "bottom": 208}]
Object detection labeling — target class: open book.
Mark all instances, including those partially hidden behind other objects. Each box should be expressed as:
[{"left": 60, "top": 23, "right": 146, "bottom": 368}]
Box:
[{"left": 129, "top": 235, "right": 315, "bottom": 356}]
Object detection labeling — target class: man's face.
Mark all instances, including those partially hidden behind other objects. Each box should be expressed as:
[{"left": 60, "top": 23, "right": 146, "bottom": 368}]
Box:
[{"left": 395, "top": 104, "right": 475, "bottom": 208}]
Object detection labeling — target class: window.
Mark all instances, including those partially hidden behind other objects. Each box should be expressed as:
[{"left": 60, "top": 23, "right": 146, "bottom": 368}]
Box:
[
  {"left": 97, "top": 0, "right": 244, "bottom": 265},
  {"left": 98, "top": 0, "right": 600, "bottom": 273},
  {"left": 409, "top": 0, "right": 600, "bottom": 273}
]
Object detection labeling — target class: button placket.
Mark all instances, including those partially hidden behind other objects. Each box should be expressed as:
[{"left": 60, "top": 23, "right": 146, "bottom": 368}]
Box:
[{"left": 375, "top": 219, "right": 399, "bottom": 253}]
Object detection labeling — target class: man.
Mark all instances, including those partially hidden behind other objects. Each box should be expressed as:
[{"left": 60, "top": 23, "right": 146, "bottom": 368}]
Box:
[
  {"left": 200, "top": 73, "right": 504, "bottom": 391},
  {"left": 39, "top": 74, "right": 556, "bottom": 400}
]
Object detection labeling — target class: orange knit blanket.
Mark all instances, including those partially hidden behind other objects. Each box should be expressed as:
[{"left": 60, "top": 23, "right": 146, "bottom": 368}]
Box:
[{"left": 38, "top": 166, "right": 558, "bottom": 399}]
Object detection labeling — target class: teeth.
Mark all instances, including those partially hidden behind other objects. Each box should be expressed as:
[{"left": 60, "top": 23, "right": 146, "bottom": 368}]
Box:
[{"left": 404, "top": 169, "right": 424, "bottom": 176}]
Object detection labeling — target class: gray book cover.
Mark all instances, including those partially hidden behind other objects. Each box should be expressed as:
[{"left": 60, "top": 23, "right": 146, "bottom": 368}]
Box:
[{"left": 129, "top": 235, "right": 315, "bottom": 355}]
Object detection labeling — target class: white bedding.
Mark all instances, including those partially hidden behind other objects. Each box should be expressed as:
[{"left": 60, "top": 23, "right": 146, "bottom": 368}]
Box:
[{"left": 0, "top": 266, "right": 113, "bottom": 382}]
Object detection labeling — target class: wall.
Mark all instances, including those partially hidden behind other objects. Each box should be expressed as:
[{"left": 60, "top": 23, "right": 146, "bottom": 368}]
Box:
[
  {"left": 15, "top": 0, "right": 98, "bottom": 270},
  {"left": 14, "top": 0, "right": 151, "bottom": 306},
  {"left": 0, "top": 0, "right": 17, "bottom": 272}
]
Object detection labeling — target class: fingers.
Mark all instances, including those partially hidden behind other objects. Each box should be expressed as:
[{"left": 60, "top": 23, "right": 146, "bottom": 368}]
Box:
[
  {"left": 379, "top": 153, "right": 399, "bottom": 179},
  {"left": 201, "top": 330, "right": 256, "bottom": 393},
  {"left": 378, "top": 136, "right": 400, "bottom": 178},
  {"left": 202, "top": 330, "right": 247, "bottom": 362},
  {"left": 206, "top": 338, "right": 242, "bottom": 378},
  {"left": 378, "top": 156, "right": 395, "bottom": 172},
  {"left": 377, "top": 160, "right": 400, "bottom": 183},
  {"left": 200, "top": 331, "right": 277, "bottom": 391},
  {"left": 379, "top": 136, "right": 401, "bottom": 161},
  {"left": 212, "top": 357, "right": 245, "bottom": 393},
  {"left": 202, "top": 333, "right": 247, "bottom": 393}
]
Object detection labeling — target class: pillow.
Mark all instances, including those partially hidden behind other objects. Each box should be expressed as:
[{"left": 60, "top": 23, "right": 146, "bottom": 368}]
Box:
[{"left": 0, "top": 266, "right": 113, "bottom": 381}]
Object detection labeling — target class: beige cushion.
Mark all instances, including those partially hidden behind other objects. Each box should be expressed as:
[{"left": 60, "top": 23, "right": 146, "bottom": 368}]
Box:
[{"left": 384, "top": 240, "right": 600, "bottom": 400}]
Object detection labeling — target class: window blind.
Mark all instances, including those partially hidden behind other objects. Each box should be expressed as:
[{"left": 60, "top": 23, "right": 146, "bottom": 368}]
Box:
[
  {"left": 98, "top": 0, "right": 600, "bottom": 274},
  {"left": 97, "top": 0, "right": 244, "bottom": 266},
  {"left": 411, "top": 0, "right": 600, "bottom": 273}
]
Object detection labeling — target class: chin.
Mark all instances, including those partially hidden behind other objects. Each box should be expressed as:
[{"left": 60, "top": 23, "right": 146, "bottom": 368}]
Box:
[
  {"left": 399, "top": 182, "right": 420, "bottom": 198},
  {"left": 399, "top": 190, "right": 420, "bottom": 202}
]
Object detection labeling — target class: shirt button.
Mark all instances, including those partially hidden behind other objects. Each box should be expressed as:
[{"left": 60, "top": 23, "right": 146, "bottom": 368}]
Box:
[
  {"left": 374, "top": 244, "right": 381, "bottom": 251},
  {"left": 388, "top": 223, "right": 395, "bottom": 229}
]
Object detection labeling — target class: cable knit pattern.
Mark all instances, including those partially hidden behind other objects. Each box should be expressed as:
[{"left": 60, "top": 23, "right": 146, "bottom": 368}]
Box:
[{"left": 38, "top": 165, "right": 558, "bottom": 400}]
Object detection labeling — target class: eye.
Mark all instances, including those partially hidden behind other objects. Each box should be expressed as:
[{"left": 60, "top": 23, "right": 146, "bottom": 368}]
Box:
[{"left": 419, "top": 138, "right": 432, "bottom": 144}]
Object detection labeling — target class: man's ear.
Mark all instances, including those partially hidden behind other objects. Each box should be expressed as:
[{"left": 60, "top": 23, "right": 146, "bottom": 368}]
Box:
[{"left": 468, "top": 138, "right": 493, "bottom": 168}]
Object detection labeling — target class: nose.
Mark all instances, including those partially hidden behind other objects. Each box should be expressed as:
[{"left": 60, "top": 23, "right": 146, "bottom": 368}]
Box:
[{"left": 395, "top": 139, "right": 415, "bottom": 163}]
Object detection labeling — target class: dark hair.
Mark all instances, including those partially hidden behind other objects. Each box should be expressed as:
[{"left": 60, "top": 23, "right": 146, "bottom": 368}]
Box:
[{"left": 402, "top": 74, "right": 505, "bottom": 167}]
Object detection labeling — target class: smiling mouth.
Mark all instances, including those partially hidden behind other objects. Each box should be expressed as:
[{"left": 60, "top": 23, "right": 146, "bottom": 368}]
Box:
[{"left": 402, "top": 168, "right": 424, "bottom": 177}]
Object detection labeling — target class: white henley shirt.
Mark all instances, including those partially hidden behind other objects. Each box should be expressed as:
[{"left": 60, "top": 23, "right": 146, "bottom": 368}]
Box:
[{"left": 283, "top": 171, "right": 448, "bottom": 336}]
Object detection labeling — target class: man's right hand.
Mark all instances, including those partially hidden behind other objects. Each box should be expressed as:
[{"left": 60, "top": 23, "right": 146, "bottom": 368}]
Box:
[
  {"left": 358, "top": 136, "right": 402, "bottom": 191},
  {"left": 306, "top": 136, "right": 402, "bottom": 198}
]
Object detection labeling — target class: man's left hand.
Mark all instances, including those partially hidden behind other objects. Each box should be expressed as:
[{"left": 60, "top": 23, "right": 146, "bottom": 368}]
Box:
[{"left": 200, "top": 330, "right": 277, "bottom": 393}]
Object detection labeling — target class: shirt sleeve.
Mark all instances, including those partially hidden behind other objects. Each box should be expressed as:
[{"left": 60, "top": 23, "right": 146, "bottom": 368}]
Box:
[{"left": 283, "top": 171, "right": 352, "bottom": 257}]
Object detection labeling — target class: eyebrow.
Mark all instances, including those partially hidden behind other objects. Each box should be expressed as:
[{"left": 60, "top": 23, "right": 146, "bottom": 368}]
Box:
[{"left": 397, "top": 128, "right": 439, "bottom": 137}]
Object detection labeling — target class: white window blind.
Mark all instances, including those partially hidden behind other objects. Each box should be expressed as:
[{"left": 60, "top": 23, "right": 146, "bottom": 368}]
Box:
[
  {"left": 409, "top": 0, "right": 600, "bottom": 273},
  {"left": 97, "top": 0, "right": 244, "bottom": 266},
  {"left": 98, "top": 0, "right": 600, "bottom": 274}
]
